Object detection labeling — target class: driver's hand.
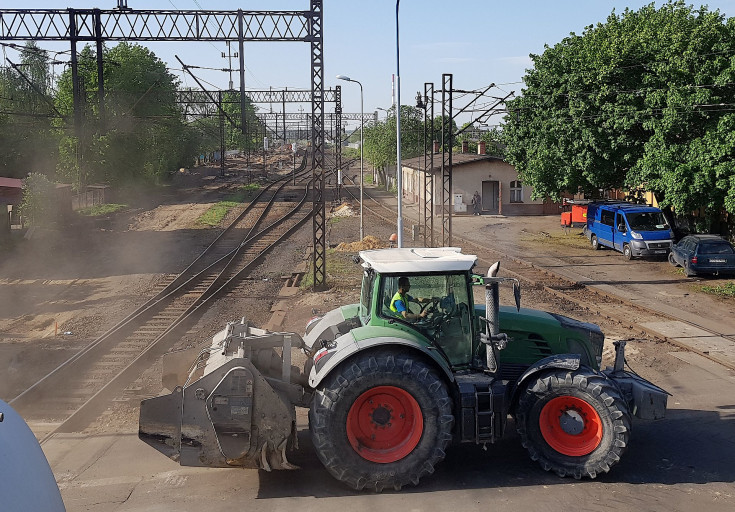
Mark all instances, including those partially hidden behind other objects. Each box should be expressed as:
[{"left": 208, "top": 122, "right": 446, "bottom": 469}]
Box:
[{"left": 420, "top": 310, "right": 428, "bottom": 318}]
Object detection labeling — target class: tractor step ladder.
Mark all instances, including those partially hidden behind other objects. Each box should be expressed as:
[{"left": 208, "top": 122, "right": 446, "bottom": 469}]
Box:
[{"left": 475, "top": 388, "right": 495, "bottom": 443}]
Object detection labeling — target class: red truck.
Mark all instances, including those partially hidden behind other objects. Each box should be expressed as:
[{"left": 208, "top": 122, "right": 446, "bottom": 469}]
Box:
[{"left": 560, "top": 199, "right": 589, "bottom": 228}]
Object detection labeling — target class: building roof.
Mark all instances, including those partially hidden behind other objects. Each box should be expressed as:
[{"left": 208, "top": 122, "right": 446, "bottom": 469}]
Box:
[
  {"left": 360, "top": 247, "right": 477, "bottom": 273},
  {"left": 400, "top": 152, "right": 504, "bottom": 172},
  {"left": 0, "top": 177, "right": 23, "bottom": 189}
]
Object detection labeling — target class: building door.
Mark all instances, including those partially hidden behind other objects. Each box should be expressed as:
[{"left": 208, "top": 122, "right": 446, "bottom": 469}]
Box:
[{"left": 482, "top": 180, "right": 499, "bottom": 214}]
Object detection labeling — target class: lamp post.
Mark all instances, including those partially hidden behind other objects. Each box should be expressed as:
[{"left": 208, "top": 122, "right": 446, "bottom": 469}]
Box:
[
  {"left": 395, "top": 0, "right": 403, "bottom": 247},
  {"left": 336, "top": 74, "right": 364, "bottom": 241}
]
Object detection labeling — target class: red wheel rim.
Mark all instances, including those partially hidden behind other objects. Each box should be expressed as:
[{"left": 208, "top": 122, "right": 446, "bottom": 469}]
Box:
[
  {"left": 346, "top": 385, "right": 423, "bottom": 463},
  {"left": 539, "top": 396, "right": 603, "bottom": 456}
]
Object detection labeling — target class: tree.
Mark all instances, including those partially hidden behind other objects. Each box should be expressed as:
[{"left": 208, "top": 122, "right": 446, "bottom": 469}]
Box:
[
  {"left": 0, "top": 42, "right": 59, "bottom": 179},
  {"left": 20, "top": 172, "right": 56, "bottom": 226},
  {"left": 502, "top": 1, "right": 735, "bottom": 227},
  {"left": 363, "top": 105, "right": 435, "bottom": 186},
  {"left": 55, "top": 42, "right": 197, "bottom": 186},
  {"left": 221, "top": 91, "right": 264, "bottom": 152}
]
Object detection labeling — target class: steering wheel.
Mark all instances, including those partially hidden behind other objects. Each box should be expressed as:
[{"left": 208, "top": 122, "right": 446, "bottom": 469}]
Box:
[{"left": 409, "top": 298, "right": 440, "bottom": 326}]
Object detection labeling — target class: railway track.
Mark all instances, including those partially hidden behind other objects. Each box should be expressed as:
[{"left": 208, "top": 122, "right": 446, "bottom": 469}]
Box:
[
  {"left": 11, "top": 155, "right": 319, "bottom": 440},
  {"left": 341, "top": 182, "right": 735, "bottom": 371}
]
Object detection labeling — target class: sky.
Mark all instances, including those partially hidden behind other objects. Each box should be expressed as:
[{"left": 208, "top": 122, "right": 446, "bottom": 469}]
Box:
[{"left": 4, "top": 1, "right": 735, "bottom": 129}]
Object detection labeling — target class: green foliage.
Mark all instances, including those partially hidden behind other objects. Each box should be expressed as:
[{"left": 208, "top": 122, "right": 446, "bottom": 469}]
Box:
[
  {"left": 456, "top": 124, "right": 505, "bottom": 156},
  {"left": 363, "top": 105, "right": 427, "bottom": 169},
  {"left": 503, "top": 0, "right": 735, "bottom": 224},
  {"left": 20, "top": 172, "right": 56, "bottom": 226},
  {"left": 700, "top": 281, "right": 735, "bottom": 298},
  {"left": 77, "top": 203, "right": 127, "bottom": 216},
  {"left": 196, "top": 184, "right": 259, "bottom": 226},
  {"left": 300, "top": 248, "right": 357, "bottom": 290},
  {"left": 55, "top": 42, "right": 197, "bottom": 187},
  {"left": 0, "top": 42, "right": 59, "bottom": 179},
  {"left": 197, "top": 201, "right": 240, "bottom": 227},
  {"left": 342, "top": 146, "right": 360, "bottom": 160}
]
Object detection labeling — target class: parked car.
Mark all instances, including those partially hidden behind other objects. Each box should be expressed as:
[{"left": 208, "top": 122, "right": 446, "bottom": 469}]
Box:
[
  {"left": 668, "top": 234, "right": 735, "bottom": 277},
  {"left": 585, "top": 201, "right": 674, "bottom": 260}
]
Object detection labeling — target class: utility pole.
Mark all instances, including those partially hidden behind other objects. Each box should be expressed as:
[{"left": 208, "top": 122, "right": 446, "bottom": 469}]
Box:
[{"left": 221, "top": 41, "right": 238, "bottom": 90}]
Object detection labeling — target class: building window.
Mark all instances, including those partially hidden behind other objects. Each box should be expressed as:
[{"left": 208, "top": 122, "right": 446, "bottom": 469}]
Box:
[{"left": 510, "top": 180, "right": 523, "bottom": 203}]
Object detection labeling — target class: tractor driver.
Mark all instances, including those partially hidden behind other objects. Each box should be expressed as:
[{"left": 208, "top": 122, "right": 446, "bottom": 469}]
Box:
[{"left": 390, "top": 276, "right": 429, "bottom": 322}]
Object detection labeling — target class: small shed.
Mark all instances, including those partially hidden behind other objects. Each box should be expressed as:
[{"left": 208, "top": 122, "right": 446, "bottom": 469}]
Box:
[
  {"left": 400, "top": 147, "right": 559, "bottom": 216},
  {"left": 0, "top": 177, "right": 23, "bottom": 233},
  {"left": 0, "top": 177, "right": 23, "bottom": 205}
]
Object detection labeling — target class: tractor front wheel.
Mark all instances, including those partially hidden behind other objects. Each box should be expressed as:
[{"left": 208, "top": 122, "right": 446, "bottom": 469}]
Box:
[
  {"left": 309, "top": 351, "right": 453, "bottom": 491},
  {"left": 516, "top": 369, "right": 631, "bottom": 479}
]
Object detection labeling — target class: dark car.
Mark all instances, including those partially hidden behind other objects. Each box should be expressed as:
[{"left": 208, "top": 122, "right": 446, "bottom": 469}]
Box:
[{"left": 668, "top": 234, "right": 735, "bottom": 277}]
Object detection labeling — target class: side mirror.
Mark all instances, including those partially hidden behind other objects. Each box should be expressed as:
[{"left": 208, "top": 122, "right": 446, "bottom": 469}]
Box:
[
  {"left": 513, "top": 281, "right": 521, "bottom": 312},
  {"left": 618, "top": 224, "right": 626, "bottom": 232}
]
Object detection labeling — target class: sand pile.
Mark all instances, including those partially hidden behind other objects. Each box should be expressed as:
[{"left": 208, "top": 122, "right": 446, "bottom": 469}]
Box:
[{"left": 334, "top": 235, "right": 389, "bottom": 252}]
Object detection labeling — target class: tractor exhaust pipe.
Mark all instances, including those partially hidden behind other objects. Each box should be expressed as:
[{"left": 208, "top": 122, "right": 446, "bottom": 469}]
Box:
[{"left": 481, "top": 262, "right": 520, "bottom": 373}]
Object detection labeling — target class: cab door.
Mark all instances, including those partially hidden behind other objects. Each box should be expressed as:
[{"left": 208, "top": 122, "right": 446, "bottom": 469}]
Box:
[
  {"left": 597, "top": 208, "right": 615, "bottom": 247},
  {"left": 613, "top": 212, "right": 628, "bottom": 251}
]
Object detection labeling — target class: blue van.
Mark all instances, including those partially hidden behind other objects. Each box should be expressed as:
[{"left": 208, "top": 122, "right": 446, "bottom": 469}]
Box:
[{"left": 584, "top": 201, "right": 674, "bottom": 260}]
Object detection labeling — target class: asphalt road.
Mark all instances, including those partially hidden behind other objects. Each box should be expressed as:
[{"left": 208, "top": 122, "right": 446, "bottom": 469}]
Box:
[{"left": 43, "top": 347, "right": 735, "bottom": 512}]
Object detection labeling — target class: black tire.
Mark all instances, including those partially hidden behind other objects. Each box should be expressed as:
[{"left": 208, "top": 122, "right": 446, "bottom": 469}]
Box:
[
  {"left": 309, "top": 351, "right": 454, "bottom": 492},
  {"left": 623, "top": 244, "right": 633, "bottom": 260},
  {"left": 591, "top": 235, "right": 600, "bottom": 250},
  {"left": 668, "top": 252, "right": 679, "bottom": 267},
  {"left": 516, "top": 369, "right": 632, "bottom": 479}
]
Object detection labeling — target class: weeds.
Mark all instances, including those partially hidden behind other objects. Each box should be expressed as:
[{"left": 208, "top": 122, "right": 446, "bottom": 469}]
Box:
[
  {"left": 700, "top": 281, "right": 735, "bottom": 298},
  {"left": 77, "top": 203, "right": 127, "bottom": 216},
  {"left": 197, "top": 201, "right": 240, "bottom": 227},
  {"left": 197, "top": 184, "right": 260, "bottom": 227},
  {"left": 300, "top": 249, "right": 360, "bottom": 290}
]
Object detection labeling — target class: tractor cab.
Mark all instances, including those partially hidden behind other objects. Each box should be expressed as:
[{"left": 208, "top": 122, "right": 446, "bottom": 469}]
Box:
[{"left": 359, "top": 247, "right": 477, "bottom": 367}]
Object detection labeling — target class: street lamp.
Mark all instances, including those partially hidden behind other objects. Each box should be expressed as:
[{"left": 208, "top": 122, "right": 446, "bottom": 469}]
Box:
[
  {"left": 375, "top": 106, "right": 390, "bottom": 119},
  {"left": 336, "top": 74, "right": 364, "bottom": 241},
  {"left": 395, "top": 0, "right": 403, "bottom": 247}
]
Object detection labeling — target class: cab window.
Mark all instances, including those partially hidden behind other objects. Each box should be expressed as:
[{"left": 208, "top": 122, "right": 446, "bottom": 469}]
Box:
[
  {"left": 378, "top": 273, "right": 474, "bottom": 366},
  {"left": 600, "top": 210, "right": 614, "bottom": 226},
  {"left": 360, "top": 270, "right": 375, "bottom": 323}
]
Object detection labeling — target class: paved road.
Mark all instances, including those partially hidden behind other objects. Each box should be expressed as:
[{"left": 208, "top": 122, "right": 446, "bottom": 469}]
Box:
[{"left": 45, "top": 349, "right": 735, "bottom": 511}]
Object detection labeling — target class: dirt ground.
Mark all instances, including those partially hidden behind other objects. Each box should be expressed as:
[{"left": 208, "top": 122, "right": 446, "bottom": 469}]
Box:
[{"left": 2, "top": 167, "right": 732, "bottom": 430}]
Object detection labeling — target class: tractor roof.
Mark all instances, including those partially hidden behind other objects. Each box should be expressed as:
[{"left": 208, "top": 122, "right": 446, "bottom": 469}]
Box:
[{"left": 359, "top": 247, "right": 477, "bottom": 274}]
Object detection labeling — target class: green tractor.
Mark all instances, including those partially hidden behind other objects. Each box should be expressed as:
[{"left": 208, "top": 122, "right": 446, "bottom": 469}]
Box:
[{"left": 139, "top": 247, "right": 668, "bottom": 491}]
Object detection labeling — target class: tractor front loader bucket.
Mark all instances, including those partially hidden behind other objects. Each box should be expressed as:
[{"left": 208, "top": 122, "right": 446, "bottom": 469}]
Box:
[{"left": 140, "top": 357, "right": 300, "bottom": 471}]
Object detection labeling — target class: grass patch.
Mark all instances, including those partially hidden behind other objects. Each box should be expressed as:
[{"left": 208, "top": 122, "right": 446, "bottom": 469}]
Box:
[
  {"left": 197, "top": 184, "right": 261, "bottom": 227},
  {"left": 300, "top": 249, "right": 360, "bottom": 290},
  {"left": 700, "top": 281, "right": 735, "bottom": 299},
  {"left": 197, "top": 201, "right": 240, "bottom": 227},
  {"left": 77, "top": 203, "right": 127, "bottom": 216},
  {"left": 227, "top": 183, "right": 260, "bottom": 202},
  {"left": 520, "top": 229, "right": 591, "bottom": 249}
]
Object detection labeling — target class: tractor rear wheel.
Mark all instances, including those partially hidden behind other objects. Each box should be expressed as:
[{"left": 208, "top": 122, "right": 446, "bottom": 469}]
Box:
[
  {"left": 309, "top": 351, "right": 453, "bottom": 491},
  {"left": 516, "top": 369, "right": 631, "bottom": 479}
]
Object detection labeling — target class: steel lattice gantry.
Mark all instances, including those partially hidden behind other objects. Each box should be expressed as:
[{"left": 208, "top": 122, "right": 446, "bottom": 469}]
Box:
[
  {"left": 423, "top": 82, "right": 435, "bottom": 248},
  {"left": 0, "top": 1, "right": 330, "bottom": 288},
  {"left": 441, "top": 73, "right": 453, "bottom": 247}
]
